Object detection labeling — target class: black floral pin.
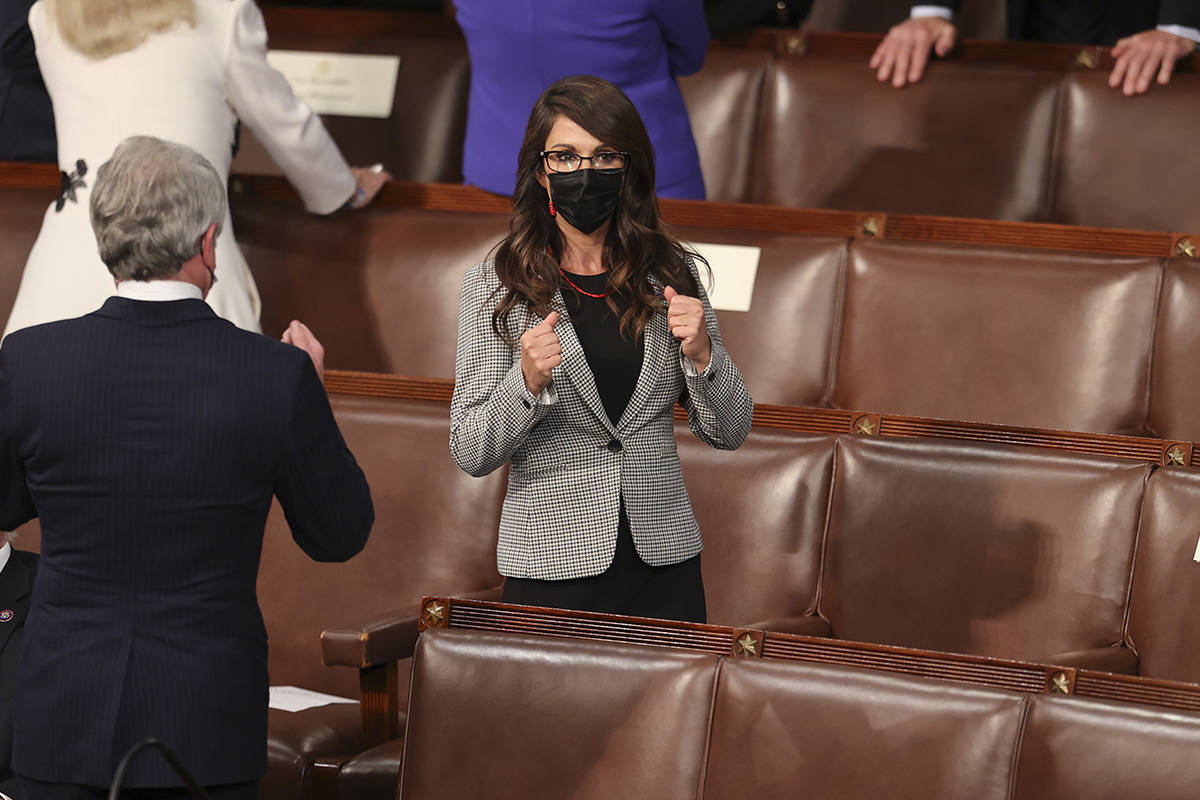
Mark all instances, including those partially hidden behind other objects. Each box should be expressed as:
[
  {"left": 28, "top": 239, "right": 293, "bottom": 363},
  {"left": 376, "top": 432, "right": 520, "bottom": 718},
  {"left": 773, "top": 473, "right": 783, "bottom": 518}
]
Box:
[{"left": 56, "top": 159, "right": 88, "bottom": 212}]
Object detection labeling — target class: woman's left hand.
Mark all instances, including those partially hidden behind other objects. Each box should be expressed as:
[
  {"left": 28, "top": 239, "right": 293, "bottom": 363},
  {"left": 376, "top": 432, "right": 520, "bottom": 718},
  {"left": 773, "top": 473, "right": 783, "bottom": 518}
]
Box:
[{"left": 664, "top": 286, "right": 711, "bottom": 372}]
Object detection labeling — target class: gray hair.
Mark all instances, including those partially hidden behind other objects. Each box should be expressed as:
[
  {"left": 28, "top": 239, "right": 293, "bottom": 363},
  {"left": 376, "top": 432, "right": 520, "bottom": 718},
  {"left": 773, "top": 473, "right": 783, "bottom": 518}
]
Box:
[{"left": 90, "top": 135, "right": 226, "bottom": 282}]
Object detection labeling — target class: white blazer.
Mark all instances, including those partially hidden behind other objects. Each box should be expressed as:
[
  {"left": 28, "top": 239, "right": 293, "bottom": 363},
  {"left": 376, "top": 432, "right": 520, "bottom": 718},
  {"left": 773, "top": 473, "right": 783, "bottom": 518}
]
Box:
[
  {"left": 450, "top": 260, "right": 754, "bottom": 581},
  {"left": 4, "top": 0, "right": 355, "bottom": 338}
]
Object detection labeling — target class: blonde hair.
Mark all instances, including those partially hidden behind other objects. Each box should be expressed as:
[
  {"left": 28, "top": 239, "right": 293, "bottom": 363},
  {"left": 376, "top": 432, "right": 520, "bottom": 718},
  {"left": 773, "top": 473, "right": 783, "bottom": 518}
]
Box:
[{"left": 49, "top": 0, "right": 196, "bottom": 60}]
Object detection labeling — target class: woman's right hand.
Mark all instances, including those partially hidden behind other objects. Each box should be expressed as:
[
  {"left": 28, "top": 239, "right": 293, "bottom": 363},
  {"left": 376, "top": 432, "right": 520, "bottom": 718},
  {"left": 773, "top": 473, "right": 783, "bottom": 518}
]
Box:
[
  {"left": 520, "top": 311, "right": 561, "bottom": 395},
  {"left": 347, "top": 164, "right": 392, "bottom": 209}
]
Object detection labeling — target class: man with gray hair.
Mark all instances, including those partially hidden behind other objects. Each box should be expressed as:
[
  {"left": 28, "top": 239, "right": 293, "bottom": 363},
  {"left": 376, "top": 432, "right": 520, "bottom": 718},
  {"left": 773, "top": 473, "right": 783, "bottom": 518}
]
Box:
[{"left": 0, "top": 135, "right": 374, "bottom": 799}]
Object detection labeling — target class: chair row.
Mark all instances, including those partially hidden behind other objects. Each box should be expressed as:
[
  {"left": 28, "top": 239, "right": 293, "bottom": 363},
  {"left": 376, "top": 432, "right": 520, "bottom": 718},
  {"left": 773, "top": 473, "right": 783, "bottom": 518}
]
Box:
[
  {"left": 248, "top": 383, "right": 1200, "bottom": 798},
  {"left": 234, "top": 8, "right": 1200, "bottom": 232},
  {"left": 5, "top": 179, "right": 1200, "bottom": 441},
  {"left": 225, "top": 193, "right": 1200, "bottom": 441},
  {"left": 12, "top": 376, "right": 1200, "bottom": 797},
  {"left": 399, "top": 626, "right": 1200, "bottom": 800}
]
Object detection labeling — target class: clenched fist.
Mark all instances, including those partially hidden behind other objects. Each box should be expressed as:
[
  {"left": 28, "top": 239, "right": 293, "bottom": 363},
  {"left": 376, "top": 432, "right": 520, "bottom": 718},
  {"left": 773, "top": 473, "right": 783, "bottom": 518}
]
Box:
[
  {"left": 521, "top": 311, "right": 562, "bottom": 395},
  {"left": 663, "top": 286, "right": 711, "bottom": 372}
]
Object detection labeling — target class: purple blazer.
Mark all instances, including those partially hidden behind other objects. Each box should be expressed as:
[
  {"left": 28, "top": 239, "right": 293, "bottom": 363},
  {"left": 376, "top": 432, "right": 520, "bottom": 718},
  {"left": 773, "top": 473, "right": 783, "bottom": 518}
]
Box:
[{"left": 453, "top": 0, "right": 709, "bottom": 199}]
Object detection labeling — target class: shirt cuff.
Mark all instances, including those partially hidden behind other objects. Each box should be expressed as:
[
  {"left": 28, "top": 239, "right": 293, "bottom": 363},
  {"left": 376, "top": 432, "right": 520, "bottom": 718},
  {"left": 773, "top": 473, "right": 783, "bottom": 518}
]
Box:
[
  {"left": 911, "top": 5, "right": 953, "bottom": 20},
  {"left": 521, "top": 383, "right": 557, "bottom": 408},
  {"left": 1157, "top": 24, "right": 1200, "bottom": 45}
]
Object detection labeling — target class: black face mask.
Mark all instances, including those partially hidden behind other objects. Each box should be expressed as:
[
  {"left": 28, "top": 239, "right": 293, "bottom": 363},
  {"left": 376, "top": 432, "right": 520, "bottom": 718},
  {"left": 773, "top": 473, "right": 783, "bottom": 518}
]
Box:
[{"left": 547, "top": 168, "right": 623, "bottom": 234}]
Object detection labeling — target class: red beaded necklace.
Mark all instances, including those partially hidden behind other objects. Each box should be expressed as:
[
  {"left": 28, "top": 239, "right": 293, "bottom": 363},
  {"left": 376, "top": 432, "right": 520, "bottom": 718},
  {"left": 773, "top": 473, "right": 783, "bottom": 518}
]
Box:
[{"left": 559, "top": 268, "right": 608, "bottom": 299}]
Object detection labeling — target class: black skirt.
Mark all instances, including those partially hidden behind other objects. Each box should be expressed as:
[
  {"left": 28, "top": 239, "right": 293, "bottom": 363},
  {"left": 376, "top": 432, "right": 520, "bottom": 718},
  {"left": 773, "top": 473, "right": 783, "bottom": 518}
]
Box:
[{"left": 501, "top": 501, "right": 706, "bottom": 624}]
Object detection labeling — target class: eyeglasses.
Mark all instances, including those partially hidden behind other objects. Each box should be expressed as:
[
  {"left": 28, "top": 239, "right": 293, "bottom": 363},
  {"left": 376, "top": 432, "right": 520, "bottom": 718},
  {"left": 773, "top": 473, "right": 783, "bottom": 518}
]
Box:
[{"left": 540, "top": 150, "right": 629, "bottom": 173}]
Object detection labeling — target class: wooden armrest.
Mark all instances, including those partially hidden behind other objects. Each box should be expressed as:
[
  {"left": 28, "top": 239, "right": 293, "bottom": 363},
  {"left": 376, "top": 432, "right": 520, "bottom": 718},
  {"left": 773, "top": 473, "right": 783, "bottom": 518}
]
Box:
[
  {"left": 1042, "top": 646, "right": 1139, "bottom": 675},
  {"left": 321, "top": 584, "right": 506, "bottom": 669},
  {"left": 748, "top": 615, "right": 833, "bottom": 638}
]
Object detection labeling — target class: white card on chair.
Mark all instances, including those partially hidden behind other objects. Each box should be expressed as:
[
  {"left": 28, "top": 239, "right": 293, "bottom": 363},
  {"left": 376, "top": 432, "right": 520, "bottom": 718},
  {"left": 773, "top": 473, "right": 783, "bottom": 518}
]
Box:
[{"left": 266, "top": 51, "right": 401, "bottom": 118}]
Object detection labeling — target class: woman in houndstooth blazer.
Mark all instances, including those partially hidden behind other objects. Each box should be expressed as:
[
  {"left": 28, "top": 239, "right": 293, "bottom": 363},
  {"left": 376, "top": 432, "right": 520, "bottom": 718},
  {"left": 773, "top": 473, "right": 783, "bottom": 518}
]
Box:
[{"left": 450, "top": 76, "right": 753, "bottom": 623}]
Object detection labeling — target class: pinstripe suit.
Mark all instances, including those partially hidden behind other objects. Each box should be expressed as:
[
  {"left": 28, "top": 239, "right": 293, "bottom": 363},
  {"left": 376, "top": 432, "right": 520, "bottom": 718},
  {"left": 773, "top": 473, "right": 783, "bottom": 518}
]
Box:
[
  {"left": 451, "top": 260, "right": 753, "bottom": 581},
  {"left": 0, "top": 297, "right": 373, "bottom": 789}
]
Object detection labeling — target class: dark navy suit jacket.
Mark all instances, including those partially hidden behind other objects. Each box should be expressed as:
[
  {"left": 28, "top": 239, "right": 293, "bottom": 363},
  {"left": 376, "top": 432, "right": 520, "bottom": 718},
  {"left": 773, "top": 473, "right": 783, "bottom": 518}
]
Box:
[
  {"left": 0, "top": 297, "right": 374, "bottom": 788},
  {"left": 0, "top": 0, "right": 55, "bottom": 162},
  {"left": 939, "top": 0, "right": 1200, "bottom": 42},
  {"left": 0, "top": 547, "right": 36, "bottom": 795}
]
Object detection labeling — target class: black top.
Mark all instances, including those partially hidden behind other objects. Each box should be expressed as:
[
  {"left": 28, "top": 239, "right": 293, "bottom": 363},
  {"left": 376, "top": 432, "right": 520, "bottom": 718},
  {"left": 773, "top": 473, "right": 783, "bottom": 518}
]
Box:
[{"left": 561, "top": 270, "right": 644, "bottom": 427}]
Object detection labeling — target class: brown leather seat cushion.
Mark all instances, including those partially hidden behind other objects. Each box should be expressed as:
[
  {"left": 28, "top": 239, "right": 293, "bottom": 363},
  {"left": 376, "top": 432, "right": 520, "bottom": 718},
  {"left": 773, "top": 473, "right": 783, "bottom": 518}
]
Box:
[
  {"left": 232, "top": 34, "right": 470, "bottom": 185},
  {"left": 237, "top": 199, "right": 509, "bottom": 374},
  {"left": 703, "top": 659, "right": 1027, "bottom": 800},
  {"left": 820, "top": 436, "right": 1148, "bottom": 661},
  {"left": 1049, "top": 71, "right": 1200, "bottom": 233},
  {"left": 754, "top": 58, "right": 1060, "bottom": 221},
  {"left": 1126, "top": 469, "right": 1200, "bottom": 683},
  {"left": 337, "top": 736, "right": 405, "bottom": 800},
  {"left": 678, "top": 49, "right": 773, "bottom": 203},
  {"left": 673, "top": 227, "right": 844, "bottom": 408},
  {"left": 1014, "top": 694, "right": 1200, "bottom": 799},
  {"left": 262, "top": 704, "right": 363, "bottom": 799},
  {"left": 680, "top": 425, "right": 835, "bottom": 627},
  {"left": 258, "top": 396, "right": 505, "bottom": 696},
  {"left": 399, "top": 629, "right": 719, "bottom": 800},
  {"left": 833, "top": 240, "right": 1159, "bottom": 433}
]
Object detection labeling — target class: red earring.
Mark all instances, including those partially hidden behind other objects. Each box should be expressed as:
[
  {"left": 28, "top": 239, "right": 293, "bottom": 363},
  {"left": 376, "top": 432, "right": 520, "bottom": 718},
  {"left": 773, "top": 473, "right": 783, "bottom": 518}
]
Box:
[{"left": 548, "top": 199, "right": 556, "bottom": 217}]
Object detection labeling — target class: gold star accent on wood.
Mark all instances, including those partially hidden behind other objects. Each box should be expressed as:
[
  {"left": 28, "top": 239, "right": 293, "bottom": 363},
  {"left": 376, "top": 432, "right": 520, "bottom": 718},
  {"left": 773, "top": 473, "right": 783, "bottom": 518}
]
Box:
[
  {"left": 1177, "top": 239, "right": 1197, "bottom": 259},
  {"left": 735, "top": 634, "right": 758, "bottom": 657},
  {"left": 855, "top": 417, "right": 876, "bottom": 435},
  {"left": 1051, "top": 672, "right": 1071, "bottom": 694},
  {"left": 1167, "top": 446, "right": 1187, "bottom": 466},
  {"left": 424, "top": 602, "right": 445, "bottom": 625},
  {"left": 860, "top": 217, "right": 880, "bottom": 238},
  {"left": 1074, "top": 50, "right": 1097, "bottom": 69}
]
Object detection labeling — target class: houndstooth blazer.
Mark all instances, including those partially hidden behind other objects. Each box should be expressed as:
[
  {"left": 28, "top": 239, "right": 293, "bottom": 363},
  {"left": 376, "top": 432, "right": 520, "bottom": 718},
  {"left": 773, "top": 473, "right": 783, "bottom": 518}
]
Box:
[{"left": 450, "top": 259, "right": 754, "bottom": 580}]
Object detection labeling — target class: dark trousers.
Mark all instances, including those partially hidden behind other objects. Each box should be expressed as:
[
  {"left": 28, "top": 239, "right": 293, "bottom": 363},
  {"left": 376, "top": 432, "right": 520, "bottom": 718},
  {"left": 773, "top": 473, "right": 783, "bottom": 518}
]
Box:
[
  {"left": 16, "top": 774, "right": 258, "bottom": 800},
  {"left": 501, "top": 503, "right": 707, "bottom": 623}
]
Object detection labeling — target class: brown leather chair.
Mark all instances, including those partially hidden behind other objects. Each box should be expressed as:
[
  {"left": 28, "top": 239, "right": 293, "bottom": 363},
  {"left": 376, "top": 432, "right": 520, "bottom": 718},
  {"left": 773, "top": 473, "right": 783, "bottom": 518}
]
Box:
[
  {"left": 1048, "top": 71, "right": 1200, "bottom": 234},
  {"left": 237, "top": 199, "right": 510, "bottom": 374},
  {"left": 679, "top": 425, "right": 835, "bottom": 630},
  {"left": 1125, "top": 468, "right": 1200, "bottom": 684},
  {"left": 398, "top": 629, "right": 720, "bottom": 800},
  {"left": 818, "top": 436, "right": 1146, "bottom": 668},
  {"left": 232, "top": 33, "right": 470, "bottom": 185},
  {"left": 260, "top": 395, "right": 506, "bottom": 797},
  {"left": 672, "top": 227, "right": 844, "bottom": 408},
  {"left": 832, "top": 240, "right": 1160, "bottom": 434},
  {"left": 677, "top": 49, "right": 774, "bottom": 203},
  {"left": 753, "top": 57, "right": 1060, "bottom": 221},
  {"left": 0, "top": 187, "right": 52, "bottom": 328},
  {"left": 1014, "top": 694, "right": 1200, "bottom": 799},
  {"left": 1148, "top": 257, "right": 1200, "bottom": 443},
  {"left": 704, "top": 658, "right": 1027, "bottom": 800}
]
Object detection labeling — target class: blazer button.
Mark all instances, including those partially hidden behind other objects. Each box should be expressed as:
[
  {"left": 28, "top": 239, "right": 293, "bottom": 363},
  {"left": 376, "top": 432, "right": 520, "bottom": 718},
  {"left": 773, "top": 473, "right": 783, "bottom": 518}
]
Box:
[{"left": 607, "top": 439, "right": 622, "bottom": 453}]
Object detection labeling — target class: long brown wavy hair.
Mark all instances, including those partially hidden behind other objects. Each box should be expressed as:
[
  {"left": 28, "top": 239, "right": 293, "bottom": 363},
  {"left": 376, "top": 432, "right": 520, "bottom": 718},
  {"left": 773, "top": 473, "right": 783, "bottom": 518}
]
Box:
[{"left": 491, "top": 75, "right": 704, "bottom": 344}]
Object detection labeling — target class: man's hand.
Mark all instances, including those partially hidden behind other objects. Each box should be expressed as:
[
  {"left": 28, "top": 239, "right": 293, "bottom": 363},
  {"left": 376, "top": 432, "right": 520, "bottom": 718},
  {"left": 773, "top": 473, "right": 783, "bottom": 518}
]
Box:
[
  {"left": 282, "top": 320, "right": 325, "bottom": 382},
  {"left": 663, "top": 286, "right": 711, "bottom": 372},
  {"left": 520, "top": 311, "right": 561, "bottom": 395},
  {"left": 869, "top": 16, "right": 958, "bottom": 88},
  {"left": 1110, "top": 29, "right": 1197, "bottom": 95}
]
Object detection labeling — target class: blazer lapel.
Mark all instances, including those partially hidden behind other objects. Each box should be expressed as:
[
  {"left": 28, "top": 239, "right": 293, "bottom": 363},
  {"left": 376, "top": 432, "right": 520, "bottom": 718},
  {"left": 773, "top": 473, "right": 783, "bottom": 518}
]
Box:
[
  {"left": 616, "top": 277, "right": 672, "bottom": 434},
  {"left": 543, "top": 291, "right": 615, "bottom": 435}
]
